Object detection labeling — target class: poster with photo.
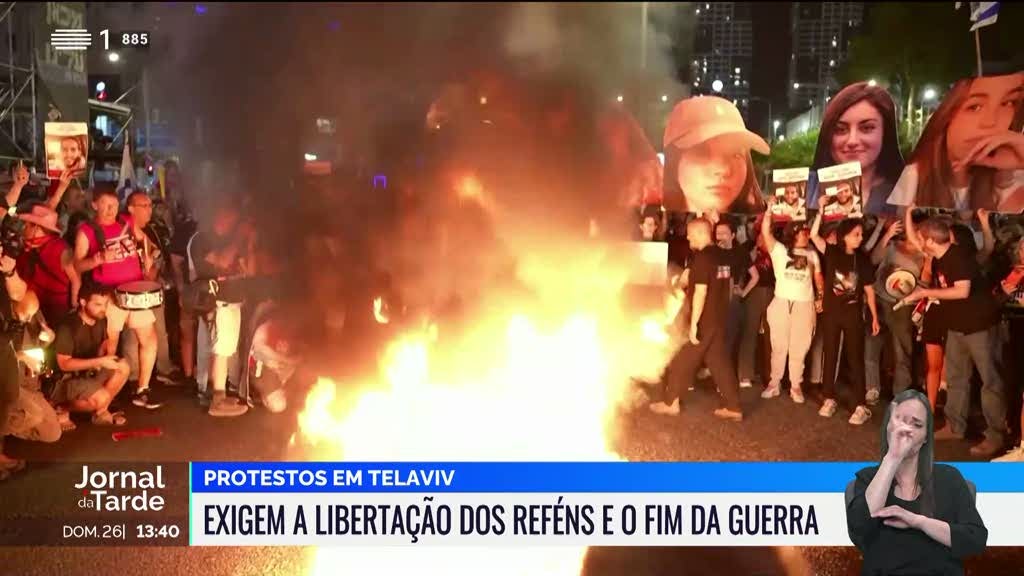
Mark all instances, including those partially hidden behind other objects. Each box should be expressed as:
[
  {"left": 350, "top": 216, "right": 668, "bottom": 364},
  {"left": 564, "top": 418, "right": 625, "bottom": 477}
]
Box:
[
  {"left": 770, "top": 167, "right": 809, "bottom": 222},
  {"left": 818, "top": 162, "right": 863, "bottom": 222},
  {"left": 886, "top": 72, "right": 1024, "bottom": 213},
  {"left": 44, "top": 122, "right": 89, "bottom": 178}
]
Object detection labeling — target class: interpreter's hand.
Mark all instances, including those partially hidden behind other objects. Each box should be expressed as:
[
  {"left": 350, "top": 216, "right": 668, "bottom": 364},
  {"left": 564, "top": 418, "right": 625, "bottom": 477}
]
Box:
[
  {"left": 871, "top": 317, "right": 881, "bottom": 336},
  {"left": 689, "top": 322, "right": 700, "bottom": 345},
  {"left": 957, "top": 131, "right": 1024, "bottom": 172},
  {"left": 13, "top": 161, "right": 29, "bottom": 188},
  {"left": 887, "top": 422, "right": 918, "bottom": 462},
  {"left": 873, "top": 505, "right": 922, "bottom": 530},
  {"left": 98, "top": 355, "right": 122, "bottom": 371}
]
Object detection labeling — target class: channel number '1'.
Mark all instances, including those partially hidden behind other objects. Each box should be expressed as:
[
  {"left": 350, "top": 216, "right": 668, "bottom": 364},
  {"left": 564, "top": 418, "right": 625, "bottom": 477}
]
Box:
[{"left": 99, "top": 30, "right": 150, "bottom": 49}]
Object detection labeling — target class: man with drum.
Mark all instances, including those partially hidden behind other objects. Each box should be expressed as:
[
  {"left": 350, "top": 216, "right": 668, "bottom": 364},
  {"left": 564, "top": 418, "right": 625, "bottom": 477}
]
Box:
[
  {"left": 120, "top": 190, "right": 177, "bottom": 387},
  {"left": 72, "top": 188, "right": 162, "bottom": 410},
  {"left": 866, "top": 217, "right": 925, "bottom": 406}
]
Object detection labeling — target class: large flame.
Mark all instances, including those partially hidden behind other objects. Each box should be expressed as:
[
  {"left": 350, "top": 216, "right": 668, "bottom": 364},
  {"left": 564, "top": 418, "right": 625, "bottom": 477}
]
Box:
[{"left": 297, "top": 185, "right": 678, "bottom": 574}]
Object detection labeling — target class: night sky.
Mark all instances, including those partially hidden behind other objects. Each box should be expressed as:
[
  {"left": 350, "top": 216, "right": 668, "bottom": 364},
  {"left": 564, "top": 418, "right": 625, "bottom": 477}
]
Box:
[{"left": 749, "top": 2, "right": 793, "bottom": 133}]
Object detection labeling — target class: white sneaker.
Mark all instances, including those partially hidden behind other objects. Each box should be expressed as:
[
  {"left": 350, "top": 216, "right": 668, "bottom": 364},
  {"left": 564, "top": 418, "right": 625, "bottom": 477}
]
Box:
[
  {"left": 819, "top": 399, "right": 838, "bottom": 418},
  {"left": 649, "top": 399, "right": 680, "bottom": 416},
  {"left": 992, "top": 446, "right": 1024, "bottom": 462},
  {"left": 849, "top": 405, "right": 872, "bottom": 426},
  {"left": 790, "top": 388, "right": 805, "bottom": 404},
  {"left": 739, "top": 379, "right": 753, "bottom": 389},
  {"left": 761, "top": 386, "right": 781, "bottom": 399},
  {"left": 865, "top": 388, "right": 880, "bottom": 406}
]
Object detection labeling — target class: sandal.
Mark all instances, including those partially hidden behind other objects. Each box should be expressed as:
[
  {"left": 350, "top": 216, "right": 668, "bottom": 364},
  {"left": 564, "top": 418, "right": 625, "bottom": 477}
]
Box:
[{"left": 91, "top": 411, "right": 127, "bottom": 427}]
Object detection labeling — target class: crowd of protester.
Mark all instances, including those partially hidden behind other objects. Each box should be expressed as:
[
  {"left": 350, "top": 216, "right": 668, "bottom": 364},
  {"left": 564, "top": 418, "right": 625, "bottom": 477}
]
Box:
[
  {"left": 0, "top": 161, "right": 300, "bottom": 481},
  {"left": 636, "top": 200, "right": 1024, "bottom": 463}
]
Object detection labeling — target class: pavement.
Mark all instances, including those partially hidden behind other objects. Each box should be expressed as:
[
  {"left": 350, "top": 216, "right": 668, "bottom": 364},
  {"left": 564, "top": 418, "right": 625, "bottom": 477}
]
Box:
[{"left": 0, "top": 379, "right": 1020, "bottom": 576}]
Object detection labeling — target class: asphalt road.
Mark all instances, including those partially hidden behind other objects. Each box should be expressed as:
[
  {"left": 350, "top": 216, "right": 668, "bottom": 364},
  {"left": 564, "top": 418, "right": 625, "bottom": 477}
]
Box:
[{"left": 0, "top": 379, "right": 1020, "bottom": 576}]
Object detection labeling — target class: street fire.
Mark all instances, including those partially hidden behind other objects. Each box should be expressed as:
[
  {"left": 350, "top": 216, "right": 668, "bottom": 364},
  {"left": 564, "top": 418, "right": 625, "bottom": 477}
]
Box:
[{"left": 296, "top": 246, "right": 677, "bottom": 573}]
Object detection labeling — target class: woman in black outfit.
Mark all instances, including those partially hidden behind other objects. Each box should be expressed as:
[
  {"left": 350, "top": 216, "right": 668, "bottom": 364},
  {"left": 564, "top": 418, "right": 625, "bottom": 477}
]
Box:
[{"left": 847, "top": 390, "right": 987, "bottom": 575}]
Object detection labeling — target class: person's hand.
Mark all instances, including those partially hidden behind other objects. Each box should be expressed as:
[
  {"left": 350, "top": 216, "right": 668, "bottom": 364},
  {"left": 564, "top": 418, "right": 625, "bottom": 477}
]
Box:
[
  {"left": 818, "top": 194, "right": 830, "bottom": 209},
  {"left": 56, "top": 169, "right": 73, "bottom": 192},
  {"left": 957, "top": 131, "right": 1024, "bottom": 172},
  {"left": 872, "top": 317, "right": 881, "bottom": 336},
  {"left": 873, "top": 505, "right": 922, "bottom": 530},
  {"left": 887, "top": 421, "right": 918, "bottom": 462},
  {"left": 16, "top": 351, "right": 42, "bottom": 375},
  {"left": 814, "top": 298, "right": 823, "bottom": 314},
  {"left": 766, "top": 195, "right": 778, "bottom": 207},
  {"left": 97, "top": 355, "right": 122, "bottom": 371},
  {"left": 13, "top": 161, "right": 28, "bottom": 188},
  {"left": 0, "top": 254, "right": 16, "bottom": 274},
  {"left": 901, "top": 286, "right": 930, "bottom": 306},
  {"left": 976, "top": 207, "right": 991, "bottom": 227},
  {"left": 885, "top": 219, "right": 904, "bottom": 239},
  {"left": 689, "top": 322, "right": 700, "bottom": 345}
]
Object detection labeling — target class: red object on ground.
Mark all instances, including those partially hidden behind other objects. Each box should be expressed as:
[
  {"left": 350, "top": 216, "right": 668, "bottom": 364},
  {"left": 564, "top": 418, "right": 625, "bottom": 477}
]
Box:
[{"left": 111, "top": 427, "right": 163, "bottom": 442}]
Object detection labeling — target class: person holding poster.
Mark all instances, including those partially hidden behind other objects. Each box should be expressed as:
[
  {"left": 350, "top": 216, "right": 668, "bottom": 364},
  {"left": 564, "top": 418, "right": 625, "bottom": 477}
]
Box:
[
  {"left": 847, "top": 390, "right": 987, "bottom": 575},
  {"left": 809, "top": 82, "right": 905, "bottom": 216},
  {"left": 662, "top": 96, "right": 768, "bottom": 215},
  {"left": 888, "top": 72, "right": 1024, "bottom": 212},
  {"left": 44, "top": 123, "right": 89, "bottom": 178}
]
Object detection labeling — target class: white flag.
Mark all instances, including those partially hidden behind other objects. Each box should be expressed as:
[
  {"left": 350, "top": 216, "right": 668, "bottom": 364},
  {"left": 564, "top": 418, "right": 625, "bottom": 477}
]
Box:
[{"left": 118, "top": 137, "right": 132, "bottom": 191}]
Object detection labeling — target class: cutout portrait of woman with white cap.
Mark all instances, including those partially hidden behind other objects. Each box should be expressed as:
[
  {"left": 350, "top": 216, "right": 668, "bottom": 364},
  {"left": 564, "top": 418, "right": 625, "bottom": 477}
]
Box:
[{"left": 662, "top": 96, "right": 769, "bottom": 215}]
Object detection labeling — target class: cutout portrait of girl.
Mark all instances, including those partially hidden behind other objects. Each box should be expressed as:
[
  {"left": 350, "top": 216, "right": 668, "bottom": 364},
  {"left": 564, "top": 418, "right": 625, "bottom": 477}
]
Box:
[
  {"left": 888, "top": 71, "right": 1024, "bottom": 212},
  {"left": 662, "top": 96, "right": 768, "bottom": 215},
  {"left": 808, "top": 82, "right": 905, "bottom": 216}
]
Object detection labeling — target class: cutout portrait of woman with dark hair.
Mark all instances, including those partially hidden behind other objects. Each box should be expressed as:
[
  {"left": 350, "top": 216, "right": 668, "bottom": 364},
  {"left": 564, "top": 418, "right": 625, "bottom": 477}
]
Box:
[
  {"left": 662, "top": 96, "right": 768, "bottom": 216},
  {"left": 808, "top": 82, "right": 905, "bottom": 216},
  {"left": 888, "top": 72, "right": 1024, "bottom": 212}
]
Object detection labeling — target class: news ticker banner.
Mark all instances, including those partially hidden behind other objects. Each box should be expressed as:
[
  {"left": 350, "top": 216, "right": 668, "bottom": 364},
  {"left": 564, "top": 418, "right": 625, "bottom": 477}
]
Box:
[{"left": 2, "top": 462, "right": 1021, "bottom": 547}]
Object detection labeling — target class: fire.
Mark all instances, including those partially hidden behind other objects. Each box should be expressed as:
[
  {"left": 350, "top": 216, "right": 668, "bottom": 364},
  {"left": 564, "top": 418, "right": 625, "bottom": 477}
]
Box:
[{"left": 372, "top": 296, "right": 390, "bottom": 324}]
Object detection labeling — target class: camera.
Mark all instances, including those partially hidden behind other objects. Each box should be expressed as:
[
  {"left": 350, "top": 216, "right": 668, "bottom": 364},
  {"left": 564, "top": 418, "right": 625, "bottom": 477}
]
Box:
[{"left": 0, "top": 211, "right": 25, "bottom": 259}]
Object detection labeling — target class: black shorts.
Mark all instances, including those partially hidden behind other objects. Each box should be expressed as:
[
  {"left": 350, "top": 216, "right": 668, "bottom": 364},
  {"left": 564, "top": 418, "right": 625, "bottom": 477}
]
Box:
[{"left": 921, "top": 310, "right": 947, "bottom": 346}]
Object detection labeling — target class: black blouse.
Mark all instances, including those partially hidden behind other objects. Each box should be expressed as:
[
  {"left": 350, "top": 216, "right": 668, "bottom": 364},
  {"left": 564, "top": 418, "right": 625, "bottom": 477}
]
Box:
[{"left": 847, "top": 464, "right": 987, "bottom": 576}]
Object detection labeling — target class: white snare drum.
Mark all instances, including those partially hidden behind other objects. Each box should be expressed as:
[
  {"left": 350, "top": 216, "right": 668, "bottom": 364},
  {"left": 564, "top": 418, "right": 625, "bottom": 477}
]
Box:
[{"left": 115, "top": 281, "right": 165, "bottom": 310}]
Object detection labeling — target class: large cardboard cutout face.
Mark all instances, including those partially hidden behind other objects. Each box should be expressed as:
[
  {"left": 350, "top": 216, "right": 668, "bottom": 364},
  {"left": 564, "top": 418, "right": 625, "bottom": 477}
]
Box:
[
  {"left": 808, "top": 82, "right": 904, "bottom": 215},
  {"left": 662, "top": 96, "right": 768, "bottom": 215},
  {"left": 887, "top": 72, "right": 1024, "bottom": 212}
]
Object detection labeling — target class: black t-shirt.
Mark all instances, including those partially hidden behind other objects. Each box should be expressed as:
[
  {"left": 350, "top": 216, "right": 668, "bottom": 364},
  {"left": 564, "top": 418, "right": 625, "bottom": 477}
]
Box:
[
  {"left": 932, "top": 244, "right": 999, "bottom": 334},
  {"left": 55, "top": 313, "right": 107, "bottom": 360},
  {"left": 688, "top": 246, "right": 732, "bottom": 336},
  {"left": 848, "top": 464, "right": 986, "bottom": 576},
  {"left": 720, "top": 245, "right": 752, "bottom": 287},
  {"left": 170, "top": 218, "right": 198, "bottom": 258},
  {"left": 823, "top": 245, "right": 876, "bottom": 312}
]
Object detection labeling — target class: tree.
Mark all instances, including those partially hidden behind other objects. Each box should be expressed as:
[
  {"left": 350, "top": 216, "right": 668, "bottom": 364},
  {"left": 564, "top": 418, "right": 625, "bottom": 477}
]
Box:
[
  {"left": 839, "top": 3, "right": 974, "bottom": 131},
  {"left": 755, "top": 129, "right": 819, "bottom": 173}
]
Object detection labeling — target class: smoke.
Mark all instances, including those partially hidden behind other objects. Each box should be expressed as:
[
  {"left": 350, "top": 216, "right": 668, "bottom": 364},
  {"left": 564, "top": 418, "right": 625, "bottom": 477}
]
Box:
[{"left": 139, "top": 2, "right": 693, "bottom": 369}]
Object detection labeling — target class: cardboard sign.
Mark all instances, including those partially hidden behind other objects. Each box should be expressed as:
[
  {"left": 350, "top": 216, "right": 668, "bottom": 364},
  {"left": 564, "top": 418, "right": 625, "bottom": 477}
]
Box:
[
  {"left": 44, "top": 122, "right": 89, "bottom": 177},
  {"left": 770, "top": 167, "right": 809, "bottom": 222}
]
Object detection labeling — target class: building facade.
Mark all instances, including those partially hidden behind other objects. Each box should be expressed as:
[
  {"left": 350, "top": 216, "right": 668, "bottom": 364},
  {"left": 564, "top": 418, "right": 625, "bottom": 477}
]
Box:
[
  {"left": 690, "top": 2, "right": 753, "bottom": 109},
  {"left": 787, "top": 2, "right": 864, "bottom": 112}
]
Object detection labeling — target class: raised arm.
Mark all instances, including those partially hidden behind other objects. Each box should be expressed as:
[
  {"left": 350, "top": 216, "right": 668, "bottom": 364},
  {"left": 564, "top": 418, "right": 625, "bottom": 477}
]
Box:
[
  {"left": 872, "top": 218, "right": 902, "bottom": 266},
  {"left": 4, "top": 161, "right": 28, "bottom": 208},
  {"left": 976, "top": 209, "right": 994, "bottom": 265},
  {"left": 903, "top": 204, "right": 924, "bottom": 253},
  {"left": 760, "top": 201, "right": 777, "bottom": 254},
  {"left": 809, "top": 196, "right": 828, "bottom": 253},
  {"left": 47, "top": 170, "right": 73, "bottom": 211}
]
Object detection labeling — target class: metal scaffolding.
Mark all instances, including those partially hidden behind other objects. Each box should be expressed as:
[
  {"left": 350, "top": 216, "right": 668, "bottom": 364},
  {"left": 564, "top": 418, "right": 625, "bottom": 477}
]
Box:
[{"left": 0, "top": 2, "right": 37, "bottom": 164}]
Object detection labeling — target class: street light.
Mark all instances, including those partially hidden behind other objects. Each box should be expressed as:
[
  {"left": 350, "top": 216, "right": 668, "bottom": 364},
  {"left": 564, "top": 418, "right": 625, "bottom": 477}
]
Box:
[
  {"left": 661, "top": 94, "right": 668, "bottom": 102},
  {"left": 868, "top": 79, "right": 877, "bottom": 87},
  {"left": 711, "top": 79, "right": 723, "bottom": 93},
  {"left": 792, "top": 82, "right": 800, "bottom": 90},
  {"left": 616, "top": 94, "right": 624, "bottom": 103},
  {"left": 923, "top": 87, "right": 937, "bottom": 101},
  {"left": 108, "top": 52, "right": 120, "bottom": 63}
]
